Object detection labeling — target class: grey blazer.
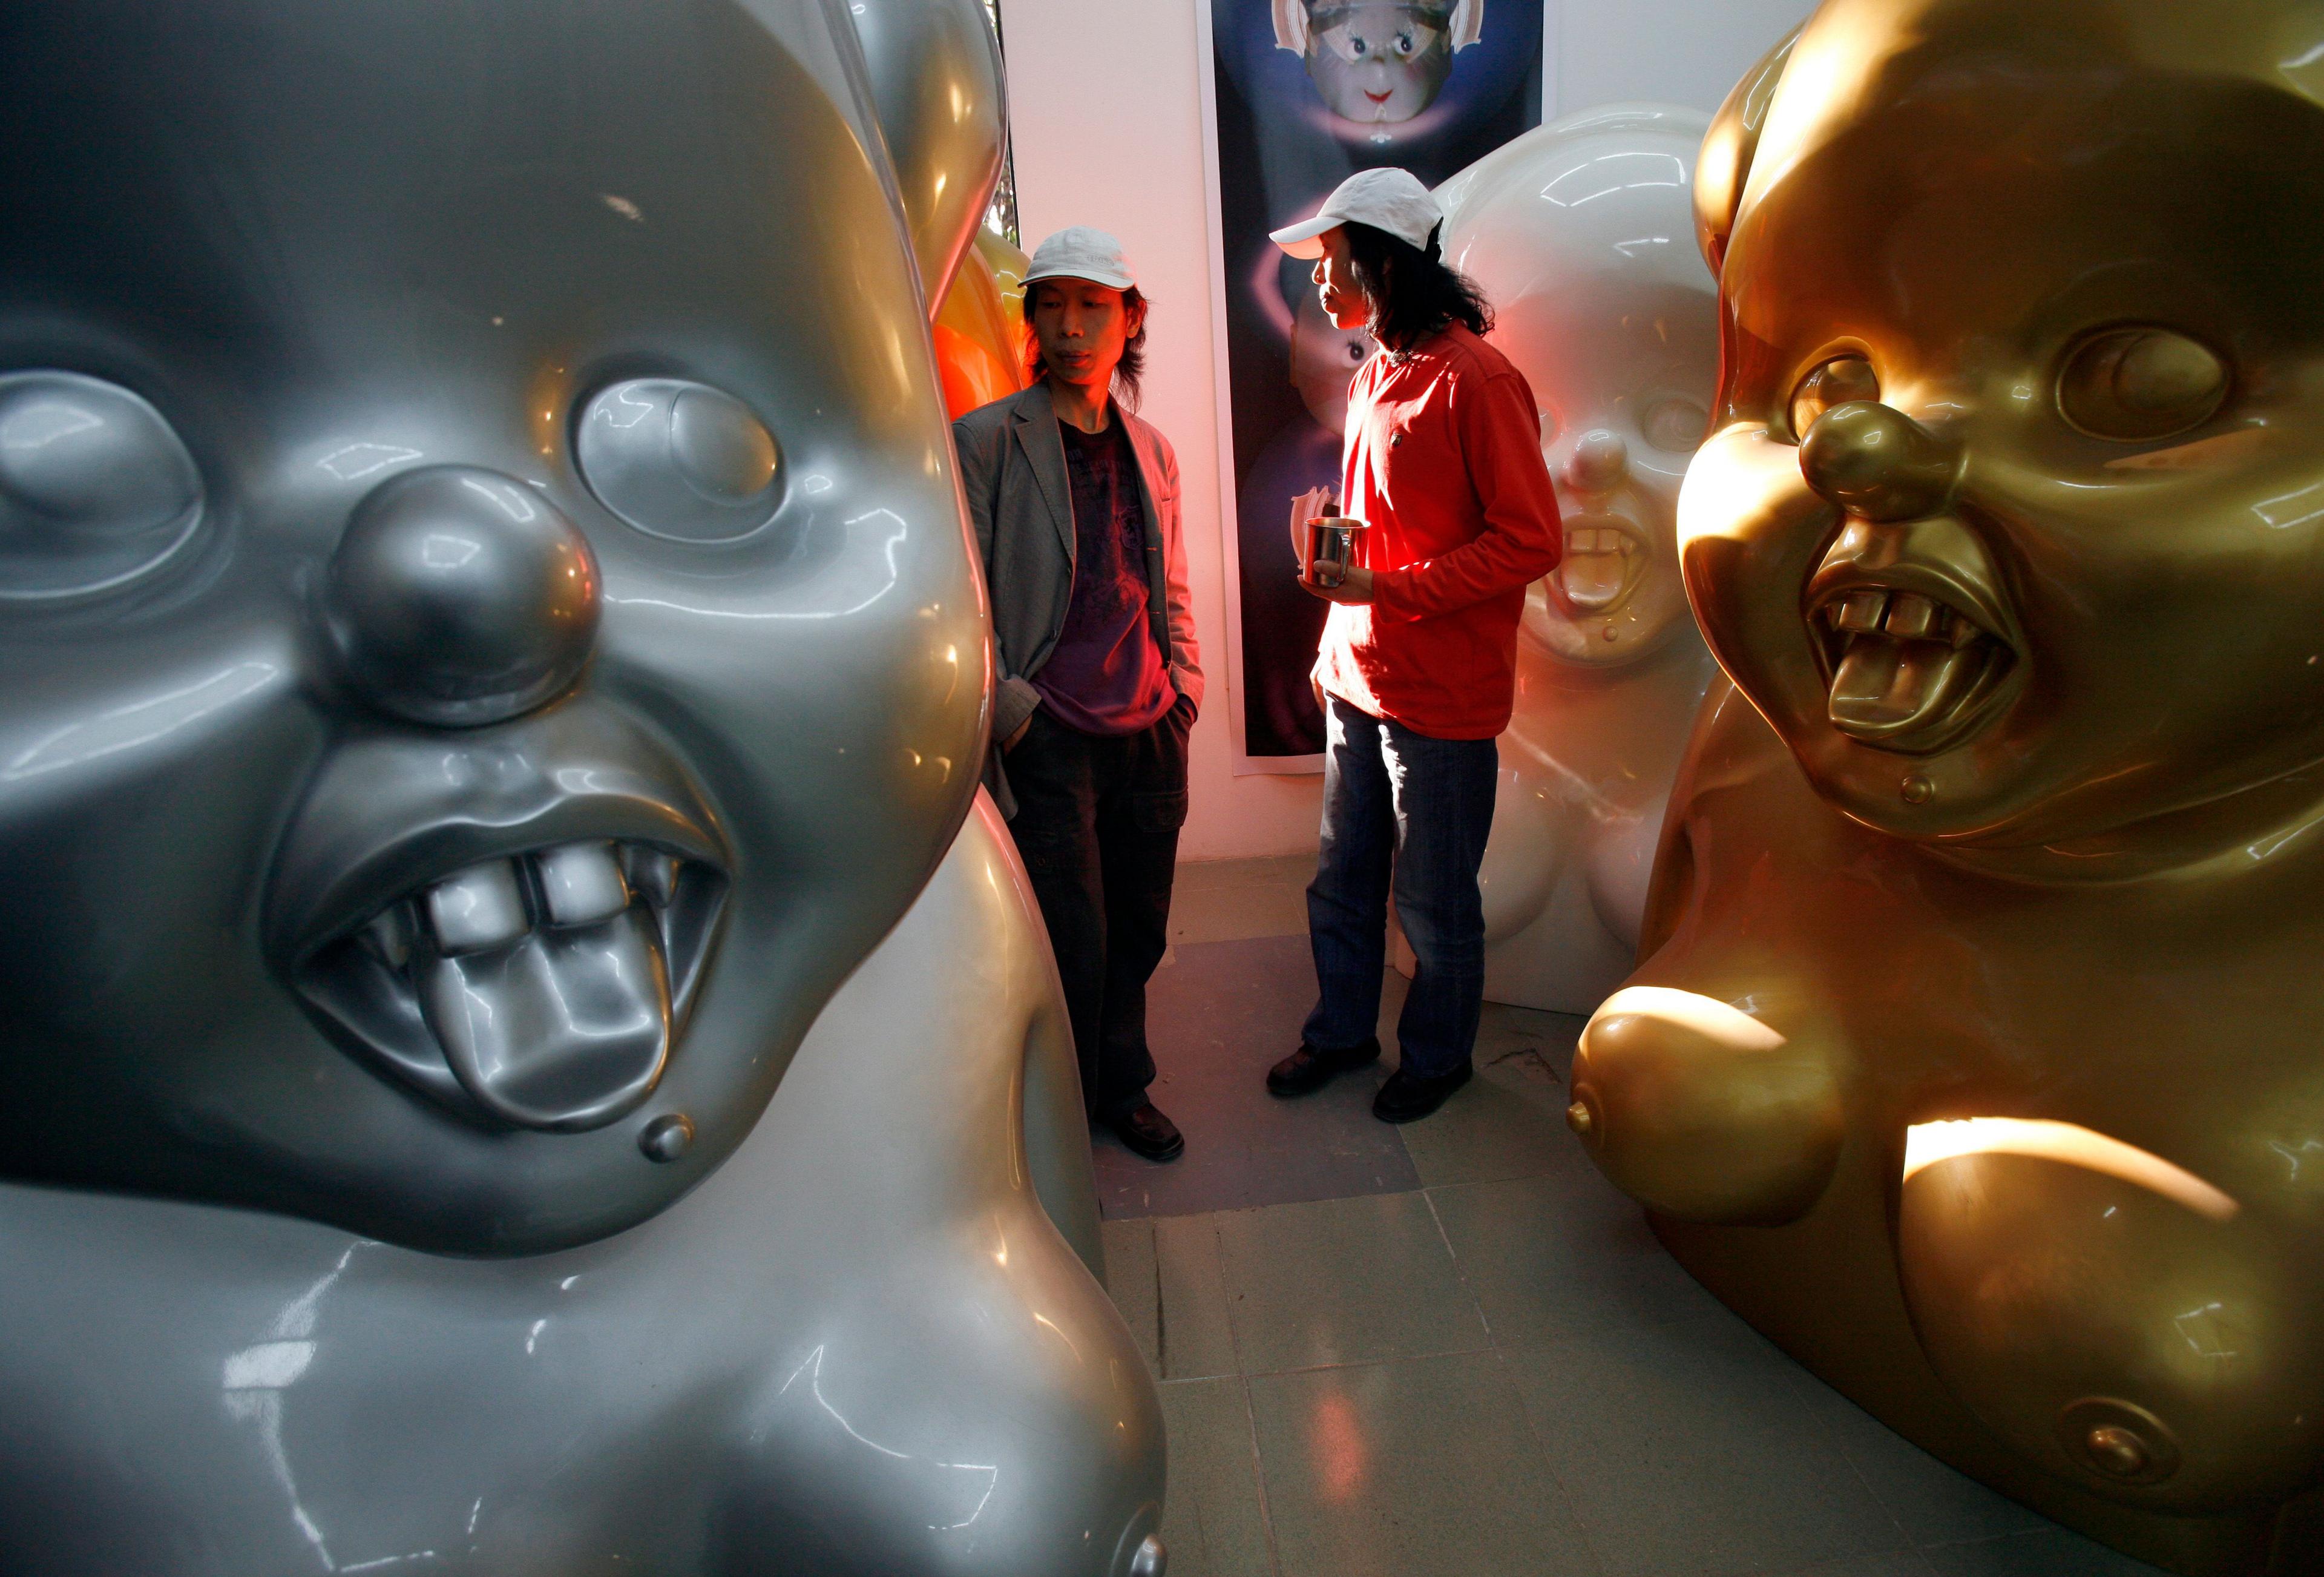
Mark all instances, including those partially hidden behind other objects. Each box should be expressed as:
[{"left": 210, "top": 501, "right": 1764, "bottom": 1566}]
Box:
[{"left": 952, "top": 383, "right": 1204, "bottom": 814}]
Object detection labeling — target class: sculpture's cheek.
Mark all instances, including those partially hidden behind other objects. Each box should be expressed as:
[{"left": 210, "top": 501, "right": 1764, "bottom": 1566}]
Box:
[
  {"left": 1569, "top": 985, "right": 1843, "bottom": 1225},
  {"left": 1899, "top": 1145, "right": 2324, "bottom": 1512}
]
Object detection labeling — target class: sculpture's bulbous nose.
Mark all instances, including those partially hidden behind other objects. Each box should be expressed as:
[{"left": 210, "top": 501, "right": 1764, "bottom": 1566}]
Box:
[
  {"left": 1564, "top": 429, "right": 1629, "bottom": 493},
  {"left": 327, "top": 466, "right": 600, "bottom": 726},
  {"left": 1799, "top": 402, "right": 1955, "bottom": 524}
]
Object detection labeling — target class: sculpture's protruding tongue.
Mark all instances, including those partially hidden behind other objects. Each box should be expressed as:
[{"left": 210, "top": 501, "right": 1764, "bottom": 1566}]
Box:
[
  {"left": 1558, "top": 547, "right": 1627, "bottom": 611},
  {"left": 416, "top": 906, "right": 671, "bottom": 1130},
  {"left": 1828, "top": 633, "right": 1985, "bottom": 740}
]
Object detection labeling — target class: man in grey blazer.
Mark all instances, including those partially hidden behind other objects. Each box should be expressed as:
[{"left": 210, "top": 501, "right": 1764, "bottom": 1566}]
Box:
[{"left": 952, "top": 228, "right": 1203, "bottom": 1162}]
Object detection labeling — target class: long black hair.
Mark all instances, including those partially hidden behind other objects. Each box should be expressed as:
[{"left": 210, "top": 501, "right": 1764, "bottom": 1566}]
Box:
[
  {"left": 1025, "top": 283, "right": 1148, "bottom": 410},
  {"left": 1342, "top": 220, "right": 1491, "bottom": 352}
]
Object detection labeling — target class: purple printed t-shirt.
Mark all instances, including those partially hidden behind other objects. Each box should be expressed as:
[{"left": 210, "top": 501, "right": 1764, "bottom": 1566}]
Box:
[{"left": 1034, "top": 417, "right": 1175, "bottom": 735}]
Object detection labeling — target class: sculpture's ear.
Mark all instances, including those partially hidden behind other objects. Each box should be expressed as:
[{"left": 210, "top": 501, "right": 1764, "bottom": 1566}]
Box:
[
  {"left": 1448, "top": 0, "right": 1483, "bottom": 52},
  {"left": 1273, "top": 0, "right": 1311, "bottom": 54},
  {"left": 1696, "top": 27, "right": 1799, "bottom": 278},
  {"left": 847, "top": 0, "right": 1008, "bottom": 319}
]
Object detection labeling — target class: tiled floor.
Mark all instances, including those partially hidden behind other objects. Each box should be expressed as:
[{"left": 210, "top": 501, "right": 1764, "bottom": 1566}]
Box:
[{"left": 1097, "top": 855, "right": 2167, "bottom": 1577}]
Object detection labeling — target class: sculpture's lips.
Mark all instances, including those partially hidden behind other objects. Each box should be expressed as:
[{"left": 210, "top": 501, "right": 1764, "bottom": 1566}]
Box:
[
  {"left": 271, "top": 729, "right": 732, "bottom": 1132},
  {"left": 300, "top": 838, "right": 726, "bottom": 1130},
  {"left": 1555, "top": 513, "right": 1646, "bottom": 614},
  {"left": 1804, "top": 525, "right": 2020, "bottom": 756}
]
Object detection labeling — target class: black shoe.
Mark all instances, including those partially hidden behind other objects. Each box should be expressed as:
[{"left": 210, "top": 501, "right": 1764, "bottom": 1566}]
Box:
[
  {"left": 1371, "top": 1061, "right": 1473, "bottom": 1124},
  {"left": 1266, "top": 1035, "right": 1382, "bottom": 1098},
  {"left": 1111, "top": 1101, "right": 1185, "bottom": 1162}
]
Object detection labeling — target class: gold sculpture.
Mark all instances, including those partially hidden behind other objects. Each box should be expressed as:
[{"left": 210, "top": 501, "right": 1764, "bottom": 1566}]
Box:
[
  {"left": 1567, "top": 4, "right": 2324, "bottom": 1570},
  {"left": 934, "top": 228, "right": 1032, "bottom": 418}
]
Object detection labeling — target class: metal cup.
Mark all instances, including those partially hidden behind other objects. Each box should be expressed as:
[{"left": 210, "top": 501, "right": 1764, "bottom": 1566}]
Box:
[{"left": 1304, "top": 515, "right": 1368, "bottom": 588}]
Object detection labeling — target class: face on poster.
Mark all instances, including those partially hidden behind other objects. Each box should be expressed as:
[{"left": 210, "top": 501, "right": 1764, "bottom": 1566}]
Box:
[{"left": 1207, "top": 1, "right": 1545, "bottom": 765}]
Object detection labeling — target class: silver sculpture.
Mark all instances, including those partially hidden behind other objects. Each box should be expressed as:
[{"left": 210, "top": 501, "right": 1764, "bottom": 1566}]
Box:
[{"left": 0, "top": 1, "right": 1164, "bottom": 1570}]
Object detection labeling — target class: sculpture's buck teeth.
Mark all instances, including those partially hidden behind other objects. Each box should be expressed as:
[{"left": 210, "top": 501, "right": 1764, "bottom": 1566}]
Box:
[
  {"left": 424, "top": 860, "right": 529, "bottom": 955},
  {"left": 1884, "top": 592, "right": 1942, "bottom": 639},
  {"left": 534, "top": 841, "right": 629, "bottom": 927},
  {"left": 356, "top": 841, "right": 694, "bottom": 978}
]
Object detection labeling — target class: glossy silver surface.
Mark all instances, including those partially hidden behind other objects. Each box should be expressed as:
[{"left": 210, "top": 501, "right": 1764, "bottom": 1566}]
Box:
[
  {"left": 0, "top": 370, "right": 205, "bottom": 601},
  {"left": 0, "top": 0, "right": 1163, "bottom": 1570},
  {"left": 575, "top": 380, "right": 786, "bottom": 544},
  {"left": 850, "top": 0, "right": 1011, "bottom": 310},
  {"left": 0, "top": 0, "right": 993, "bottom": 1256},
  {"left": 0, "top": 799, "right": 1165, "bottom": 1577}
]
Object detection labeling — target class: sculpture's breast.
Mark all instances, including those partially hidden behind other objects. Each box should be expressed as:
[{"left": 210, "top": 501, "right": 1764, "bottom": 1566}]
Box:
[{"left": 1589, "top": 691, "right": 2324, "bottom": 1519}]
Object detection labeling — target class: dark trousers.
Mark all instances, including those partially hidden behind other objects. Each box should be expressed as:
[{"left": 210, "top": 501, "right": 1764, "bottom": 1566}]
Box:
[
  {"left": 1005, "top": 700, "right": 1192, "bottom": 1121},
  {"left": 1304, "top": 694, "right": 1499, "bottom": 1080}
]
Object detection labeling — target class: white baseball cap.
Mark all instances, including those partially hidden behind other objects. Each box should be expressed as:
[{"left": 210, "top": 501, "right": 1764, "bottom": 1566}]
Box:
[
  {"left": 1269, "top": 168, "right": 1445, "bottom": 259},
  {"left": 1022, "top": 226, "right": 1138, "bottom": 291}
]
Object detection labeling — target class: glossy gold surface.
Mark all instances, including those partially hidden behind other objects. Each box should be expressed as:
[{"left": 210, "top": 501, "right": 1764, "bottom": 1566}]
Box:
[
  {"left": 934, "top": 228, "right": 1031, "bottom": 418},
  {"left": 1571, "top": 4, "right": 2324, "bottom": 1572}
]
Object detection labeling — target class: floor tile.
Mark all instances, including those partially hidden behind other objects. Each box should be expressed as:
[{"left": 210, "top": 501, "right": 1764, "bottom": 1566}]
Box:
[
  {"left": 1477, "top": 999, "right": 1587, "bottom": 1085},
  {"left": 1428, "top": 1172, "right": 1722, "bottom": 1345},
  {"left": 1215, "top": 1191, "right": 1488, "bottom": 1374},
  {"left": 1506, "top": 1312, "right": 1909, "bottom": 1577},
  {"left": 1778, "top": 1369, "right": 2044, "bottom": 1549},
  {"left": 1776, "top": 1555, "right": 1938, "bottom": 1577},
  {"left": 1154, "top": 1214, "right": 1240, "bottom": 1380},
  {"left": 1158, "top": 1377, "right": 1278, "bottom": 1577},
  {"left": 1172, "top": 855, "right": 1315, "bottom": 946},
  {"left": 1380, "top": 979, "right": 1595, "bottom": 1190},
  {"left": 1101, "top": 1216, "right": 1160, "bottom": 1374},
  {"left": 1395, "top": 1051, "right": 1588, "bottom": 1188},
  {"left": 1919, "top": 1529, "right": 2168, "bottom": 1576},
  {"left": 1249, "top": 1351, "right": 1603, "bottom": 1577},
  {"left": 1094, "top": 937, "right": 1419, "bottom": 1219}
]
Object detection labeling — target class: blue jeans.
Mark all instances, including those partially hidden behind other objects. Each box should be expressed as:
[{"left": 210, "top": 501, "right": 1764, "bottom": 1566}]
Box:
[{"left": 1303, "top": 695, "right": 1499, "bottom": 1080}]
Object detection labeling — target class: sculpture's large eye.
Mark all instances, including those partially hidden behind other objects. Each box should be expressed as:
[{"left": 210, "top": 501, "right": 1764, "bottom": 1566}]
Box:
[
  {"left": 1786, "top": 354, "right": 1880, "bottom": 443},
  {"left": 574, "top": 379, "right": 783, "bottom": 543},
  {"left": 0, "top": 371, "right": 203, "bottom": 602},
  {"left": 2056, "top": 328, "right": 2228, "bottom": 443},
  {"left": 1642, "top": 396, "right": 1710, "bottom": 453}
]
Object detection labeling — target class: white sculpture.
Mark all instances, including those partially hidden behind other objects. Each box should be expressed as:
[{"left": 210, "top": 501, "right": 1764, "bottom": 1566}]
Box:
[{"left": 1436, "top": 104, "right": 1722, "bottom": 1013}]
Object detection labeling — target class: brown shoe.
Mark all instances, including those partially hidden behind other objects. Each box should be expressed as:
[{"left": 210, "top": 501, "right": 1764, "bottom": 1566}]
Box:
[
  {"left": 1111, "top": 1101, "right": 1185, "bottom": 1162},
  {"left": 1265, "top": 1035, "right": 1382, "bottom": 1098}
]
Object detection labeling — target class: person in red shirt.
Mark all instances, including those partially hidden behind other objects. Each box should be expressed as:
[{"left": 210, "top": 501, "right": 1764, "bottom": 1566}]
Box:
[{"left": 1261, "top": 168, "right": 1563, "bottom": 1122}]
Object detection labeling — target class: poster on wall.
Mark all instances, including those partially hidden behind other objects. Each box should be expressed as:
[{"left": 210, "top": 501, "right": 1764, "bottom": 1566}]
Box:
[{"left": 1200, "top": 0, "right": 1552, "bottom": 771}]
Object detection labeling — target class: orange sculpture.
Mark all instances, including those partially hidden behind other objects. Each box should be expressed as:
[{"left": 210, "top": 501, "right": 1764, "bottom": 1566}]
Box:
[
  {"left": 1568, "top": 4, "right": 2324, "bottom": 1571},
  {"left": 934, "top": 228, "right": 1031, "bottom": 418}
]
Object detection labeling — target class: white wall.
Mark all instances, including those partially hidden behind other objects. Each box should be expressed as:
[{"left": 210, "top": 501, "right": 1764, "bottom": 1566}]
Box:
[
  {"left": 1002, "top": 0, "right": 1810, "bottom": 860},
  {"left": 1555, "top": 0, "right": 1808, "bottom": 114}
]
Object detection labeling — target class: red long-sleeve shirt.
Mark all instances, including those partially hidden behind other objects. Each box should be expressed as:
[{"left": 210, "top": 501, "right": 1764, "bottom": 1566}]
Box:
[{"left": 1314, "top": 323, "right": 1563, "bottom": 739}]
